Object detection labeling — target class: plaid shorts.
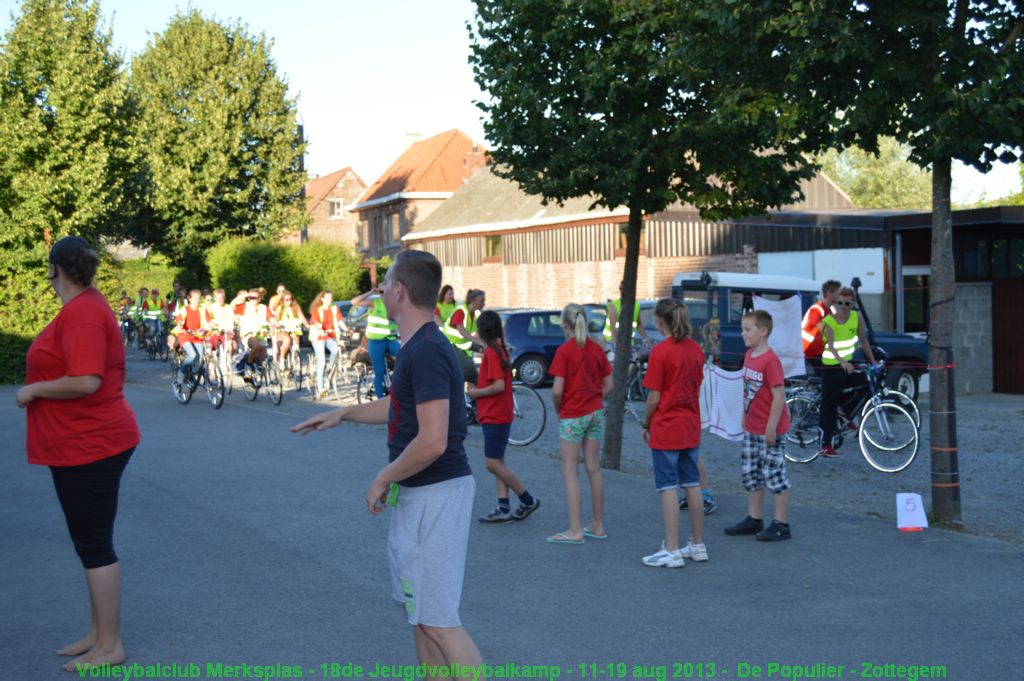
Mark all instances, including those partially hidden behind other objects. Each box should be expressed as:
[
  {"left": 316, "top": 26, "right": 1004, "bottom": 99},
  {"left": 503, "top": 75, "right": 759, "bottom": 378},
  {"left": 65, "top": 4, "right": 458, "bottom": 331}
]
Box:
[{"left": 741, "top": 433, "right": 791, "bottom": 494}]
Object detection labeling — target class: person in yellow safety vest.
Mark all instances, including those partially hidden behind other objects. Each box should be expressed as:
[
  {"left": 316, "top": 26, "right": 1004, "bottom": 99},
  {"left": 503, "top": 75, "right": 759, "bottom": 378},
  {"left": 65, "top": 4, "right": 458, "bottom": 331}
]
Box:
[
  {"left": 434, "top": 284, "right": 458, "bottom": 327},
  {"left": 603, "top": 283, "right": 650, "bottom": 346},
  {"left": 141, "top": 288, "right": 168, "bottom": 343},
  {"left": 816, "top": 286, "right": 877, "bottom": 459},
  {"left": 443, "top": 288, "right": 486, "bottom": 384},
  {"left": 351, "top": 287, "right": 400, "bottom": 399}
]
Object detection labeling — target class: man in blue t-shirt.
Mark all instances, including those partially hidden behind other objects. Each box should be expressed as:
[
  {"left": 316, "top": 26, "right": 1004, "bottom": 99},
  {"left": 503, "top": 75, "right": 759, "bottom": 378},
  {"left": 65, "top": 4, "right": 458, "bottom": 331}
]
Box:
[{"left": 293, "top": 251, "right": 485, "bottom": 673}]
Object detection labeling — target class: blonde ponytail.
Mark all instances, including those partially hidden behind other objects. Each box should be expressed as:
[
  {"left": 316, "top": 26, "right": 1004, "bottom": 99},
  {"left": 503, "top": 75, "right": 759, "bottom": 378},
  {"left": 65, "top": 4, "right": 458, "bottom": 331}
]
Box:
[{"left": 562, "top": 302, "right": 589, "bottom": 348}]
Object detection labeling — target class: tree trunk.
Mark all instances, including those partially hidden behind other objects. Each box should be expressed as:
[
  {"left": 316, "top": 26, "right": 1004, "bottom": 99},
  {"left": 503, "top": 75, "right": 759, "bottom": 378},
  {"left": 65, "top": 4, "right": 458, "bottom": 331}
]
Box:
[
  {"left": 601, "top": 204, "right": 643, "bottom": 470},
  {"left": 928, "top": 157, "right": 962, "bottom": 525}
]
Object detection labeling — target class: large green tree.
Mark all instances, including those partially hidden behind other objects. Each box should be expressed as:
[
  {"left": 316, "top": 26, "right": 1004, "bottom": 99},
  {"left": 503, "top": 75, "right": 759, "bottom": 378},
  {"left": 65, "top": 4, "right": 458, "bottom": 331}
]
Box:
[
  {"left": 817, "top": 137, "right": 932, "bottom": 210},
  {"left": 130, "top": 11, "right": 307, "bottom": 277},
  {"left": 469, "top": 0, "right": 819, "bottom": 468},
  {"left": 0, "top": 0, "right": 142, "bottom": 380},
  {"left": 701, "top": 0, "right": 1024, "bottom": 523}
]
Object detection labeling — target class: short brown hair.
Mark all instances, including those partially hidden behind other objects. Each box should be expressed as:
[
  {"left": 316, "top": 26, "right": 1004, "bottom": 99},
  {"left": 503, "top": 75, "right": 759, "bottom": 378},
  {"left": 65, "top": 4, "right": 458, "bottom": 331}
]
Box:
[
  {"left": 822, "top": 280, "right": 841, "bottom": 295},
  {"left": 390, "top": 251, "right": 442, "bottom": 309},
  {"left": 743, "top": 309, "right": 773, "bottom": 335},
  {"left": 837, "top": 287, "right": 855, "bottom": 299}
]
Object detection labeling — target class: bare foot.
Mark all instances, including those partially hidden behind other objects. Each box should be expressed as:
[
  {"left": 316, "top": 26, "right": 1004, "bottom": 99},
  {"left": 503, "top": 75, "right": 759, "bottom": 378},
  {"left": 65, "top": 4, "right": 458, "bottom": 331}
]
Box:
[
  {"left": 63, "top": 642, "right": 125, "bottom": 673},
  {"left": 56, "top": 633, "right": 95, "bottom": 657}
]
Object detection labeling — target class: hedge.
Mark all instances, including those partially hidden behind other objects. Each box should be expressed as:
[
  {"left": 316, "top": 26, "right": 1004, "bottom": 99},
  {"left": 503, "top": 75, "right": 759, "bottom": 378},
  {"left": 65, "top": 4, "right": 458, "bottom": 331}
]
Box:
[{"left": 207, "top": 239, "right": 375, "bottom": 312}]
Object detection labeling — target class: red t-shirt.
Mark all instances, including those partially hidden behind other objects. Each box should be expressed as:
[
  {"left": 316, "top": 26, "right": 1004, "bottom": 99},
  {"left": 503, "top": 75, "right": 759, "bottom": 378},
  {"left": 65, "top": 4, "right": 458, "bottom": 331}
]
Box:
[
  {"left": 310, "top": 306, "right": 337, "bottom": 340},
  {"left": 449, "top": 308, "right": 467, "bottom": 327},
  {"left": 642, "top": 337, "right": 704, "bottom": 450},
  {"left": 742, "top": 348, "right": 790, "bottom": 435},
  {"left": 25, "top": 288, "right": 140, "bottom": 466},
  {"left": 801, "top": 301, "right": 829, "bottom": 359},
  {"left": 476, "top": 346, "right": 513, "bottom": 424},
  {"left": 550, "top": 338, "right": 612, "bottom": 419},
  {"left": 177, "top": 306, "right": 210, "bottom": 344}
]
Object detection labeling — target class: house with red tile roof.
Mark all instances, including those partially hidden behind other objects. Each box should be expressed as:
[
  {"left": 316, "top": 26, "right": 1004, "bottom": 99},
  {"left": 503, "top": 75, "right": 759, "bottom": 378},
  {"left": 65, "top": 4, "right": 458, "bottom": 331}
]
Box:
[
  {"left": 350, "top": 129, "right": 487, "bottom": 258},
  {"left": 281, "top": 167, "right": 366, "bottom": 247}
]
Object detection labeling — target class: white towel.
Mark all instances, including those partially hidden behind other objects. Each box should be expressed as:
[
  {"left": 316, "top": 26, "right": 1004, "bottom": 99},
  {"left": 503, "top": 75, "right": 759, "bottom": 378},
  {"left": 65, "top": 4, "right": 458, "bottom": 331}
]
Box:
[
  {"left": 701, "top": 365, "right": 746, "bottom": 442},
  {"left": 754, "top": 294, "right": 805, "bottom": 378}
]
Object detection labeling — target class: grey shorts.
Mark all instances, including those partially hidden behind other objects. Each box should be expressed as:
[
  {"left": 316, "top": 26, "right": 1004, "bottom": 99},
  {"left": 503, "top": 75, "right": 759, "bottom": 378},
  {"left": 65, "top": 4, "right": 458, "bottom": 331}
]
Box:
[{"left": 388, "top": 474, "right": 475, "bottom": 627}]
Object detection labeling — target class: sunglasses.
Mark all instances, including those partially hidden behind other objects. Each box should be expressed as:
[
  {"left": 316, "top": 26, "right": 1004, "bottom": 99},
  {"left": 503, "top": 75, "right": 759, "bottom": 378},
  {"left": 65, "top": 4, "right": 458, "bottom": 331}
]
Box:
[{"left": 836, "top": 301, "right": 853, "bottom": 307}]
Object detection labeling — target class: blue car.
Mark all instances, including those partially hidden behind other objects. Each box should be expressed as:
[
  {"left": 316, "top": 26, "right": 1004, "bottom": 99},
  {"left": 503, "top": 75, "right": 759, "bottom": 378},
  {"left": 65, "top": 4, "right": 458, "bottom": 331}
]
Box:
[{"left": 500, "top": 309, "right": 606, "bottom": 388}]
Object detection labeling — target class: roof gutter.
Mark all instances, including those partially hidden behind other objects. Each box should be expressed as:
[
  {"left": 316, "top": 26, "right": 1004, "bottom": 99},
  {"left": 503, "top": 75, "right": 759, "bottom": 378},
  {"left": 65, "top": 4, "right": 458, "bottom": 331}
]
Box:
[
  {"left": 351, "top": 192, "right": 454, "bottom": 212},
  {"left": 402, "top": 207, "right": 631, "bottom": 242}
]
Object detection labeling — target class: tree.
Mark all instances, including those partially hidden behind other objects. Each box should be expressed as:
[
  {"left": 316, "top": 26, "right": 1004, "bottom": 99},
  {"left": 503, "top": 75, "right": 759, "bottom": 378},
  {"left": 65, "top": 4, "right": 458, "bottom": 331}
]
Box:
[
  {"left": 0, "top": 0, "right": 143, "bottom": 380},
  {"left": 469, "top": 0, "right": 819, "bottom": 468},
  {"left": 713, "top": 0, "right": 1024, "bottom": 523},
  {"left": 130, "top": 11, "right": 307, "bottom": 277},
  {"left": 817, "top": 137, "right": 932, "bottom": 209}
]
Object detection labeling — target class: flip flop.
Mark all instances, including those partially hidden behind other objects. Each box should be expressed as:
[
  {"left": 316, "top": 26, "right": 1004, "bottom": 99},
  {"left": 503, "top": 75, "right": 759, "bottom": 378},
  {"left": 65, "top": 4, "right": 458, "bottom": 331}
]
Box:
[
  {"left": 547, "top": 532, "right": 585, "bottom": 545},
  {"left": 583, "top": 527, "right": 608, "bottom": 540}
]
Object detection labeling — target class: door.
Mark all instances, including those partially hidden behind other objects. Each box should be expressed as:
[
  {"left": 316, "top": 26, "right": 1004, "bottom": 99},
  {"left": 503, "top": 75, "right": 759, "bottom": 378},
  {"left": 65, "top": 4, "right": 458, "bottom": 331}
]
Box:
[{"left": 993, "top": 279, "right": 1024, "bottom": 393}]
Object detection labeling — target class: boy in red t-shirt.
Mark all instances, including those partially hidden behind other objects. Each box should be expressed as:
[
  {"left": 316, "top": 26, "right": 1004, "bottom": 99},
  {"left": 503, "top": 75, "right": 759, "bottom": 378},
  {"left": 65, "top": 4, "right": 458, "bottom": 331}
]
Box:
[
  {"left": 466, "top": 311, "right": 540, "bottom": 523},
  {"left": 726, "top": 310, "right": 792, "bottom": 541}
]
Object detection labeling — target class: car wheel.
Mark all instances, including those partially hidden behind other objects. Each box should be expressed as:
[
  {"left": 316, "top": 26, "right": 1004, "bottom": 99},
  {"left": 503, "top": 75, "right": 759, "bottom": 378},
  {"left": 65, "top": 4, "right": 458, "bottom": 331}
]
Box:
[
  {"left": 887, "top": 368, "right": 919, "bottom": 402},
  {"left": 514, "top": 354, "right": 549, "bottom": 388}
]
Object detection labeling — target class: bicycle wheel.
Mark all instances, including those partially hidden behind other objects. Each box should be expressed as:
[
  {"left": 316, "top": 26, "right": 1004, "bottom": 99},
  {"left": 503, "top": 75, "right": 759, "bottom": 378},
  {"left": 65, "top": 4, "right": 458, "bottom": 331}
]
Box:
[
  {"left": 356, "top": 365, "right": 376, "bottom": 403},
  {"left": 508, "top": 384, "right": 546, "bottom": 446},
  {"left": 625, "top": 372, "right": 648, "bottom": 403},
  {"left": 205, "top": 362, "right": 225, "bottom": 409},
  {"left": 159, "top": 343, "right": 169, "bottom": 362},
  {"left": 243, "top": 363, "right": 259, "bottom": 401},
  {"left": 859, "top": 402, "right": 919, "bottom": 472},
  {"left": 783, "top": 395, "right": 821, "bottom": 463},
  {"left": 172, "top": 371, "right": 193, "bottom": 405},
  {"left": 146, "top": 340, "right": 157, "bottom": 361},
  {"left": 266, "top": 360, "right": 284, "bottom": 405},
  {"left": 219, "top": 348, "right": 234, "bottom": 395},
  {"left": 862, "top": 389, "right": 920, "bottom": 430}
]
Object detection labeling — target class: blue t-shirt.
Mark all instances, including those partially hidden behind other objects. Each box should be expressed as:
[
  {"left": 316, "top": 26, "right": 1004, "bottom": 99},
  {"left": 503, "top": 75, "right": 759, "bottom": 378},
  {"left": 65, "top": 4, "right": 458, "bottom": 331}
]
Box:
[{"left": 388, "top": 321, "right": 471, "bottom": 487}]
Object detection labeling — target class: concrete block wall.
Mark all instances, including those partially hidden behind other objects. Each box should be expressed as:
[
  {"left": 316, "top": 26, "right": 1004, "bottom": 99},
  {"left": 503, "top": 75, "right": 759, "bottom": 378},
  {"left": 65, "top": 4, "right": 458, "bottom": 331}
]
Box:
[{"left": 953, "top": 282, "right": 993, "bottom": 395}]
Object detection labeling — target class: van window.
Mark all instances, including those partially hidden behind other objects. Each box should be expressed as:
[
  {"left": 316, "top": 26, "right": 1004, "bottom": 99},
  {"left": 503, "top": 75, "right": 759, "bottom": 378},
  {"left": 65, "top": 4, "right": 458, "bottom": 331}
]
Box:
[
  {"left": 526, "top": 313, "right": 563, "bottom": 338},
  {"left": 728, "top": 290, "right": 796, "bottom": 323}
]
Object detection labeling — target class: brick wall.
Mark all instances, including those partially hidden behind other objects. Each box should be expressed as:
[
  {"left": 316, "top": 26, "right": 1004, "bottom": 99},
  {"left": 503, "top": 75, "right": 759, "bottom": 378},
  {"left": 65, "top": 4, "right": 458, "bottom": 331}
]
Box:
[
  {"left": 953, "top": 282, "right": 993, "bottom": 395},
  {"left": 281, "top": 172, "right": 365, "bottom": 247},
  {"left": 438, "top": 248, "right": 757, "bottom": 308}
]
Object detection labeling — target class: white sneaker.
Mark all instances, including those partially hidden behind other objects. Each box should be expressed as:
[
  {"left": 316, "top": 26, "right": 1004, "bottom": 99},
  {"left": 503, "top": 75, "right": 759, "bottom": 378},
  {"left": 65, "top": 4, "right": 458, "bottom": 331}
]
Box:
[
  {"left": 678, "top": 540, "right": 709, "bottom": 562},
  {"left": 642, "top": 544, "right": 685, "bottom": 568}
]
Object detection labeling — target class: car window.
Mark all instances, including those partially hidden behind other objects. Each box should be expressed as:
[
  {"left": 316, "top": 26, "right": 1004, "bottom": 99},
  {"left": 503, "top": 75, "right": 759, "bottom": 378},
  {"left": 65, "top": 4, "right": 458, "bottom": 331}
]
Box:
[{"left": 526, "top": 313, "right": 563, "bottom": 338}]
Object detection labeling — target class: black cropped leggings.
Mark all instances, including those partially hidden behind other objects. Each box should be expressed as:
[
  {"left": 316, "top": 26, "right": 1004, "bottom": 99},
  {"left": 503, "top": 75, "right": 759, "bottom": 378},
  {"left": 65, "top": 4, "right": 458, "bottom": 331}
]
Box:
[{"left": 50, "top": 448, "right": 134, "bottom": 569}]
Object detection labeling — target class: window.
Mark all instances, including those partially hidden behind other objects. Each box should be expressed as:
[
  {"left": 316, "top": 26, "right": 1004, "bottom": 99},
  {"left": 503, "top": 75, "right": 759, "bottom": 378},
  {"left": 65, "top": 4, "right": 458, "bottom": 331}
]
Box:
[
  {"left": 526, "top": 313, "right": 563, "bottom": 338},
  {"left": 616, "top": 223, "right": 646, "bottom": 254},
  {"left": 484, "top": 235, "right": 503, "bottom": 261},
  {"left": 328, "top": 200, "right": 345, "bottom": 219},
  {"left": 387, "top": 213, "right": 401, "bottom": 245},
  {"left": 359, "top": 220, "right": 369, "bottom": 249}
]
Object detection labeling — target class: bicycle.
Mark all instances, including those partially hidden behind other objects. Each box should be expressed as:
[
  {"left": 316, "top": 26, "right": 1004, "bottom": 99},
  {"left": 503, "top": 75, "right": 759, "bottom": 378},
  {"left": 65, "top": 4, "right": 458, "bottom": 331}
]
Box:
[
  {"left": 276, "top": 327, "right": 307, "bottom": 393},
  {"left": 466, "top": 382, "right": 547, "bottom": 446},
  {"left": 356, "top": 353, "right": 394, "bottom": 403},
  {"left": 784, "top": 363, "right": 919, "bottom": 472},
  {"left": 170, "top": 336, "right": 225, "bottom": 409},
  {"left": 120, "top": 312, "right": 135, "bottom": 348},
  {"left": 614, "top": 342, "right": 651, "bottom": 424},
  {"left": 242, "top": 353, "right": 284, "bottom": 405},
  {"left": 785, "top": 372, "right": 920, "bottom": 430}
]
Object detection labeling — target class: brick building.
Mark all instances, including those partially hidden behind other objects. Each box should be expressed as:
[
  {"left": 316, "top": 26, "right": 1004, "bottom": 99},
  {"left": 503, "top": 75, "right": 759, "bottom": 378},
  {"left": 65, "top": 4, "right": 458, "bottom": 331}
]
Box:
[
  {"left": 281, "top": 167, "right": 367, "bottom": 247},
  {"left": 351, "top": 129, "right": 487, "bottom": 259}
]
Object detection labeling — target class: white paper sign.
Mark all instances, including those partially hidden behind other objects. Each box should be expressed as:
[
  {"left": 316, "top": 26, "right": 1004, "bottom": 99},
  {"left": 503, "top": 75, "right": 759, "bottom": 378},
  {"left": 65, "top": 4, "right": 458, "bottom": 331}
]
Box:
[{"left": 896, "top": 493, "right": 929, "bottom": 532}]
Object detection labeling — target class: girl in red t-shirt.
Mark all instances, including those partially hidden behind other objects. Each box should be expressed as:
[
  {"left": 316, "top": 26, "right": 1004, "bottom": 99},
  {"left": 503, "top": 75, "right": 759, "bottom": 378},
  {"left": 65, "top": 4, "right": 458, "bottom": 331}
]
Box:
[
  {"left": 548, "top": 303, "right": 613, "bottom": 544},
  {"left": 466, "top": 311, "right": 540, "bottom": 523},
  {"left": 308, "top": 290, "right": 341, "bottom": 397},
  {"left": 175, "top": 289, "right": 211, "bottom": 386}
]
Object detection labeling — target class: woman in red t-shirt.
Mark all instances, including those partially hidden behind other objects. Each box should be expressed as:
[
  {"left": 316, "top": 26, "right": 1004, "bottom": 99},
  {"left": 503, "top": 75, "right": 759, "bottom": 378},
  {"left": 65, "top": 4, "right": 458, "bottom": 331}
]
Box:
[
  {"left": 16, "top": 237, "right": 140, "bottom": 672},
  {"left": 175, "top": 289, "right": 211, "bottom": 386},
  {"left": 308, "top": 290, "right": 341, "bottom": 397},
  {"left": 466, "top": 311, "right": 540, "bottom": 523},
  {"left": 548, "top": 303, "right": 613, "bottom": 544},
  {"left": 639, "top": 299, "right": 708, "bottom": 567}
]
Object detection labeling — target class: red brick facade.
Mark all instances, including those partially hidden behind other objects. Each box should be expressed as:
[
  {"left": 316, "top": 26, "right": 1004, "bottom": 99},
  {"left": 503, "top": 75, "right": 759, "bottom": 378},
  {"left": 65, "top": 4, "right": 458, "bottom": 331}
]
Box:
[{"left": 280, "top": 168, "right": 366, "bottom": 246}]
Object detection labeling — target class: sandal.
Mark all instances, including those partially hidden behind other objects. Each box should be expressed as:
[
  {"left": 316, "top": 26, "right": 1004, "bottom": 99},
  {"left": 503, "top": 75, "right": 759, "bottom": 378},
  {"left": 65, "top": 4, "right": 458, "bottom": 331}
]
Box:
[
  {"left": 583, "top": 527, "right": 607, "bottom": 540},
  {"left": 546, "top": 532, "right": 585, "bottom": 545}
]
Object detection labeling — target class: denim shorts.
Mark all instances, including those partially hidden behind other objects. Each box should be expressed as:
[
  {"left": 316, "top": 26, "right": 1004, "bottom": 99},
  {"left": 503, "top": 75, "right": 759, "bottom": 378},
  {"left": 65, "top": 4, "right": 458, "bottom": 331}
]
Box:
[
  {"left": 651, "top": 447, "right": 700, "bottom": 491},
  {"left": 482, "top": 422, "right": 511, "bottom": 459},
  {"left": 559, "top": 408, "right": 604, "bottom": 443}
]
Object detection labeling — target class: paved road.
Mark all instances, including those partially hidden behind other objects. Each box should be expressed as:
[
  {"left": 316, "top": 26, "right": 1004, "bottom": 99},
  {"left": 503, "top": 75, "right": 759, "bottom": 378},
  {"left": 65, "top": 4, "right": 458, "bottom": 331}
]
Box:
[{"left": 2, "top": 356, "right": 1022, "bottom": 680}]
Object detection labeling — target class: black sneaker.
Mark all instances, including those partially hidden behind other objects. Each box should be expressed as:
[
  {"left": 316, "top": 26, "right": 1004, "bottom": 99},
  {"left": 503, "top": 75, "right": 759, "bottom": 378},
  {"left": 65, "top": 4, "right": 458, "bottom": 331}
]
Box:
[
  {"left": 511, "top": 498, "right": 541, "bottom": 521},
  {"left": 478, "top": 507, "right": 513, "bottom": 523},
  {"left": 724, "top": 515, "right": 764, "bottom": 536},
  {"left": 756, "top": 520, "right": 792, "bottom": 542}
]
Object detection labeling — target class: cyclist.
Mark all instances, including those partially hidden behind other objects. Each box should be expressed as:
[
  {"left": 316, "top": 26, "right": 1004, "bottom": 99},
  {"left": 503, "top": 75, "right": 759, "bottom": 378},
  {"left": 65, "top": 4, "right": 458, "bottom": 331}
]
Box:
[
  {"left": 132, "top": 287, "right": 149, "bottom": 344},
  {"left": 234, "top": 287, "right": 271, "bottom": 379},
  {"left": 442, "top": 288, "right": 486, "bottom": 384},
  {"left": 817, "top": 287, "right": 878, "bottom": 458},
  {"left": 207, "top": 288, "right": 237, "bottom": 355},
  {"left": 434, "top": 284, "right": 458, "bottom": 326},
  {"left": 273, "top": 290, "right": 308, "bottom": 366},
  {"left": 309, "top": 290, "right": 343, "bottom": 398},
  {"left": 268, "top": 283, "right": 287, "bottom": 314},
  {"left": 174, "top": 289, "right": 211, "bottom": 389},
  {"left": 352, "top": 287, "right": 400, "bottom": 399},
  {"left": 141, "top": 288, "right": 168, "bottom": 347},
  {"left": 603, "top": 282, "right": 650, "bottom": 347},
  {"left": 801, "top": 279, "right": 841, "bottom": 375}
]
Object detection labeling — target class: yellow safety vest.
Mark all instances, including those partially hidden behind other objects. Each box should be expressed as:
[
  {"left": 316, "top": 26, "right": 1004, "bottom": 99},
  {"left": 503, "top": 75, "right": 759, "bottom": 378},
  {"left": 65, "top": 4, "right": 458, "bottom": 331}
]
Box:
[
  {"left": 436, "top": 301, "right": 458, "bottom": 324},
  {"left": 366, "top": 298, "right": 397, "bottom": 340},
  {"left": 443, "top": 304, "right": 477, "bottom": 353},
  {"left": 822, "top": 311, "right": 860, "bottom": 365},
  {"left": 603, "top": 298, "right": 640, "bottom": 342}
]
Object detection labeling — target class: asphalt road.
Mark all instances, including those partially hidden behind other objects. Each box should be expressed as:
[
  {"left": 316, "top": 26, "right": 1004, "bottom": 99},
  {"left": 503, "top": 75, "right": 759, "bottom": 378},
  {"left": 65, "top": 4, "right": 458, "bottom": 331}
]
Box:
[{"left": 2, "top": 351, "right": 1022, "bottom": 680}]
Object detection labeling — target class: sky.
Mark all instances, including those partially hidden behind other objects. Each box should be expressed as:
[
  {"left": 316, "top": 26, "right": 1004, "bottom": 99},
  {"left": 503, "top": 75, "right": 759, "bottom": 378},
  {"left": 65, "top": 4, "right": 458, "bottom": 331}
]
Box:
[{"left": 1, "top": 0, "right": 1020, "bottom": 203}]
